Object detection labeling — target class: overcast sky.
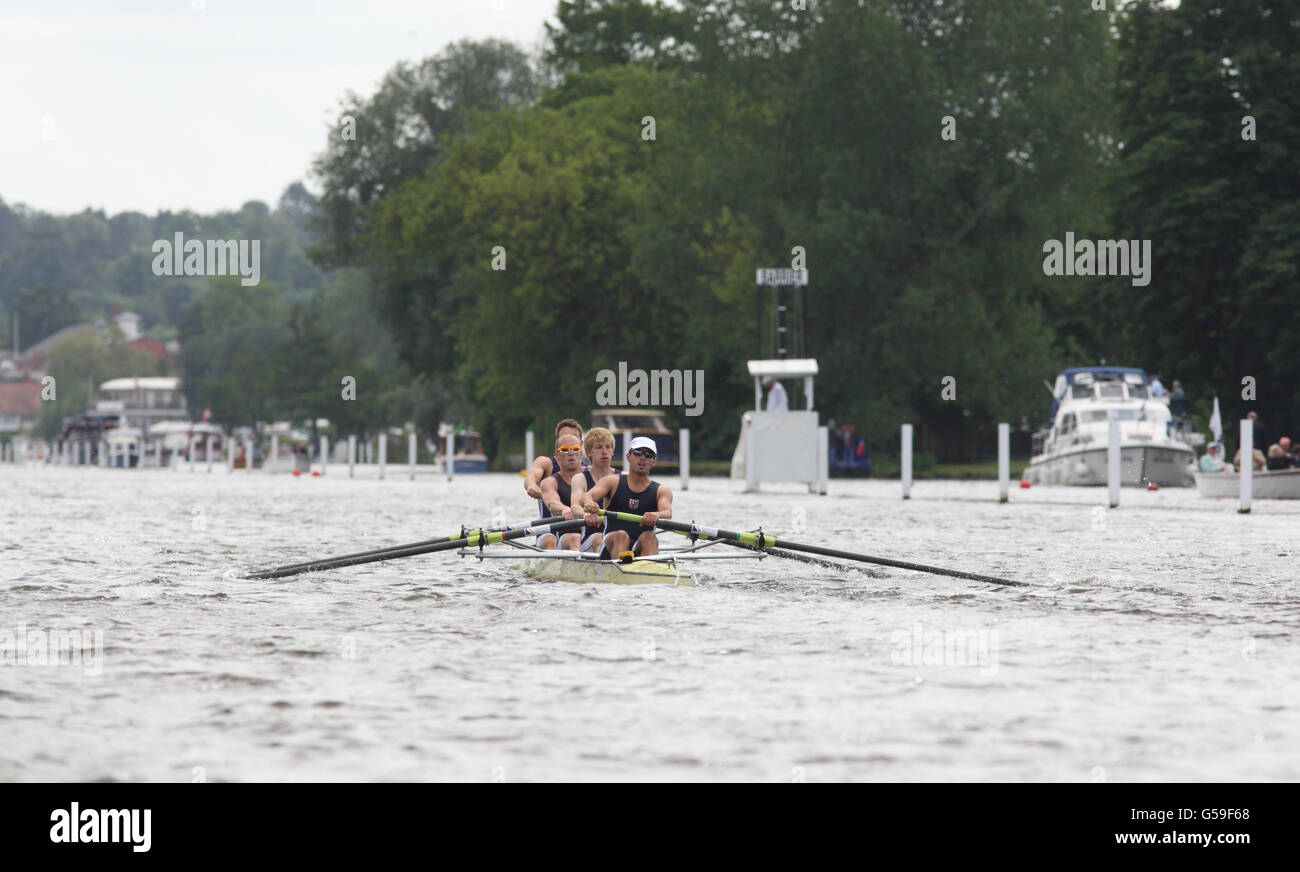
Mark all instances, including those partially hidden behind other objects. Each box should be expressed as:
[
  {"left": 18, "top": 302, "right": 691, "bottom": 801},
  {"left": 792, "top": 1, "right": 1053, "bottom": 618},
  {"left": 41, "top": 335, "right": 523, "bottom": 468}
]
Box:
[{"left": 1, "top": 0, "right": 561, "bottom": 216}]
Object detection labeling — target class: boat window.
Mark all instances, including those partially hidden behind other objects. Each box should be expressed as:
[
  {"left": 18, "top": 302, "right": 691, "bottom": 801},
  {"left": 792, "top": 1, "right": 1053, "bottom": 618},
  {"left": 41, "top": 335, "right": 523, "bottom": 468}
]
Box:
[
  {"left": 1062, "top": 414, "right": 1075, "bottom": 433},
  {"left": 1112, "top": 409, "right": 1145, "bottom": 421},
  {"left": 1082, "top": 410, "right": 1109, "bottom": 423},
  {"left": 1127, "top": 384, "right": 1148, "bottom": 399},
  {"left": 1071, "top": 384, "right": 1093, "bottom": 399},
  {"left": 1099, "top": 382, "right": 1125, "bottom": 399}
]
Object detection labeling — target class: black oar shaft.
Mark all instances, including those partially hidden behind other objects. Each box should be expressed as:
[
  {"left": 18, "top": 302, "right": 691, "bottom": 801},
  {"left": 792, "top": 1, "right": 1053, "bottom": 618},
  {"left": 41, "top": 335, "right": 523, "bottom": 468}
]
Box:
[
  {"left": 601, "top": 512, "right": 1023, "bottom": 588},
  {"left": 246, "top": 518, "right": 585, "bottom": 580},
  {"left": 257, "top": 516, "right": 565, "bottom": 576}
]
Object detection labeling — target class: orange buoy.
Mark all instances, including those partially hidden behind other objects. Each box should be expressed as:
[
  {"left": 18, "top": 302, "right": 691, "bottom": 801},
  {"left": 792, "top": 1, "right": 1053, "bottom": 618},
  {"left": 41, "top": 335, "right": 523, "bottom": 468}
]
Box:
[
  {"left": 1019, "top": 480, "right": 1031, "bottom": 489},
  {"left": 1147, "top": 482, "right": 1158, "bottom": 491},
  {"left": 311, "top": 470, "right": 321, "bottom": 477},
  {"left": 292, "top": 469, "right": 301, "bottom": 477}
]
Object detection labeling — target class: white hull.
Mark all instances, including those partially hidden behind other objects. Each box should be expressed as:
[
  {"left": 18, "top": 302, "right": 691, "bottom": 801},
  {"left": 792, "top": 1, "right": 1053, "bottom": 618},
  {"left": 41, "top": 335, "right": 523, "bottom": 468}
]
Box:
[
  {"left": 1196, "top": 468, "right": 1300, "bottom": 499},
  {"left": 1025, "top": 444, "right": 1195, "bottom": 487},
  {"left": 521, "top": 553, "right": 692, "bottom": 585}
]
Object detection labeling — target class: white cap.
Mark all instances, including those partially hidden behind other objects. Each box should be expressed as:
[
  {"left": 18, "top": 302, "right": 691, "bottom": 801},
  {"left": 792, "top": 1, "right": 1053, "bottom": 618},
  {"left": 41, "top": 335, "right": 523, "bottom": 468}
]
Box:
[{"left": 628, "top": 436, "right": 657, "bottom": 455}]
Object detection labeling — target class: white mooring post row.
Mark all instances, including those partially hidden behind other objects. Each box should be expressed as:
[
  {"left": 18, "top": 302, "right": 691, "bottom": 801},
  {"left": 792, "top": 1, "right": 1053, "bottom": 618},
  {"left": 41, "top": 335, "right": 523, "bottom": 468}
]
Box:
[
  {"left": 378, "top": 435, "right": 387, "bottom": 479},
  {"left": 901, "top": 423, "right": 913, "bottom": 500},
  {"left": 270, "top": 434, "right": 278, "bottom": 474},
  {"left": 679, "top": 428, "right": 690, "bottom": 491},
  {"left": 409, "top": 432, "right": 417, "bottom": 481},
  {"left": 1107, "top": 417, "right": 1121, "bottom": 508},
  {"left": 246, "top": 436, "right": 254, "bottom": 474},
  {"left": 206, "top": 436, "right": 214, "bottom": 473},
  {"left": 524, "top": 430, "right": 535, "bottom": 473},
  {"left": 998, "top": 422, "right": 1010, "bottom": 503},
  {"left": 1239, "top": 418, "right": 1253, "bottom": 514},
  {"left": 348, "top": 434, "right": 356, "bottom": 478}
]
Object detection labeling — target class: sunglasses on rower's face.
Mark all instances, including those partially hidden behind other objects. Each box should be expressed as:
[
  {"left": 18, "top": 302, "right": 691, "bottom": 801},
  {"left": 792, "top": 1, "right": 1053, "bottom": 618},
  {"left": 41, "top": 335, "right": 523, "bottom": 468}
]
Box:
[
  {"left": 557, "top": 445, "right": 582, "bottom": 454},
  {"left": 629, "top": 448, "right": 656, "bottom": 458}
]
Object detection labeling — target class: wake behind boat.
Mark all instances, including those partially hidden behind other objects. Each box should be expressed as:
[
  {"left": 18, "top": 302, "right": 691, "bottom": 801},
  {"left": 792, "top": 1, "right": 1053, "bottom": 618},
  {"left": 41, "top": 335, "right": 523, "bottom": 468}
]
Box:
[{"left": 1023, "top": 367, "right": 1198, "bottom": 487}]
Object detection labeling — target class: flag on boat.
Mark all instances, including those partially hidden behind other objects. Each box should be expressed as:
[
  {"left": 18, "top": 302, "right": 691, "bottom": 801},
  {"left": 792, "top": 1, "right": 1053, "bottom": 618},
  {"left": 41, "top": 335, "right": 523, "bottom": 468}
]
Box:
[{"left": 1209, "top": 395, "right": 1222, "bottom": 446}]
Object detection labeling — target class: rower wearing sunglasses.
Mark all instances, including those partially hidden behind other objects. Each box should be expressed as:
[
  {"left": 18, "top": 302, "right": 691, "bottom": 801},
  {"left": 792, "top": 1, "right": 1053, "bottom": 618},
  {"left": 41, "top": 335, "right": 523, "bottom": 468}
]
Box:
[
  {"left": 580, "top": 436, "right": 673, "bottom": 559},
  {"left": 535, "top": 432, "right": 586, "bottom": 550}
]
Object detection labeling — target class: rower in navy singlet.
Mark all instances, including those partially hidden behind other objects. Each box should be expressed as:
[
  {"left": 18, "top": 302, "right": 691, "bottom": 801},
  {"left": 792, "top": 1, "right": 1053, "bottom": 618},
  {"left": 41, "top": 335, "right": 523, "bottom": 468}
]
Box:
[
  {"left": 567, "top": 427, "right": 617, "bottom": 554},
  {"left": 580, "top": 436, "right": 674, "bottom": 559},
  {"left": 535, "top": 433, "right": 585, "bottom": 550},
  {"left": 524, "top": 418, "right": 584, "bottom": 501}
]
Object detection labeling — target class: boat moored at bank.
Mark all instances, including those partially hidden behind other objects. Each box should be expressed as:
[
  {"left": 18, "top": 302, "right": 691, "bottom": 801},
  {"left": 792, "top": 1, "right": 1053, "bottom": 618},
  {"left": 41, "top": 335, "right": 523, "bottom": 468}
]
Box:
[{"left": 1024, "top": 367, "right": 1198, "bottom": 487}]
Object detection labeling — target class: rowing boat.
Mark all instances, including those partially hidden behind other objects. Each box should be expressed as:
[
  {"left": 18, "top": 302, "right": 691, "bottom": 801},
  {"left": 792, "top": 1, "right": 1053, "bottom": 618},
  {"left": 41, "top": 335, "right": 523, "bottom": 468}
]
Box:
[
  {"left": 246, "top": 511, "right": 1023, "bottom": 587},
  {"left": 462, "top": 537, "right": 769, "bottom": 585}
]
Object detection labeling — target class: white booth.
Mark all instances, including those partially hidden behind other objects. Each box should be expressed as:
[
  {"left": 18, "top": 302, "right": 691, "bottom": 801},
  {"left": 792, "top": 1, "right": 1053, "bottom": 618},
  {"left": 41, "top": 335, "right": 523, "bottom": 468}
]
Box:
[{"left": 730, "top": 359, "right": 828, "bottom": 494}]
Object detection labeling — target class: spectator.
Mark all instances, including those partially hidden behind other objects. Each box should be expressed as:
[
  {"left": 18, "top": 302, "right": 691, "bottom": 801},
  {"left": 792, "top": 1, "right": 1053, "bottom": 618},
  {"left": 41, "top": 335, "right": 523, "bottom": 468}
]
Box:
[
  {"left": 764, "top": 378, "right": 788, "bottom": 412},
  {"left": 1198, "top": 443, "right": 1227, "bottom": 473},
  {"left": 1266, "top": 444, "right": 1292, "bottom": 471},
  {"left": 1168, "top": 380, "right": 1187, "bottom": 421},
  {"left": 1247, "top": 411, "right": 1264, "bottom": 448},
  {"left": 1149, "top": 374, "right": 1166, "bottom": 397},
  {"left": 1280, "top": 436, "right": 1294, "bottom": 468},
  {"left": 1234, "top": 446, "right": 1266, "bottom": 472}
]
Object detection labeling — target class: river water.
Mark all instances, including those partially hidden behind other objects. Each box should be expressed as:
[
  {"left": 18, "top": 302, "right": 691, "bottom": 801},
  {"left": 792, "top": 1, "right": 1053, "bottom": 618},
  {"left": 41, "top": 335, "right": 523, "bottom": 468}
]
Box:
[{"left": 2, "top": 464, "right": 1297, "bottom": 781}]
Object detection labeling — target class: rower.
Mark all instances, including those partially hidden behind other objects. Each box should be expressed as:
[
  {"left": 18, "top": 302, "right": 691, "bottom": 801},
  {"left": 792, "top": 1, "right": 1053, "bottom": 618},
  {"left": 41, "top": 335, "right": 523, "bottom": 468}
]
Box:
[
  {"left": 523, "top": 417, "right": 583, "bottom": 500},
  {"left": 567, "top": 427, "right": 617, "bottom": 555},
  {"left": 581, "top": 436, "right": 673, "bottom": 559},
  {"left": 535, "top": 433, "right": 585, "bottom": 550}
]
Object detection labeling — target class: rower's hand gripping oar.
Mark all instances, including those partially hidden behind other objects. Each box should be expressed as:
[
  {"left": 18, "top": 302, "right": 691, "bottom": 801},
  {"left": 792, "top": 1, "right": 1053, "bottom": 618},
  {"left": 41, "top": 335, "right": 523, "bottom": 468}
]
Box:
[
  {"left": 596, "top": 510, "right": 1025, "bottom": 588},
  {"left": 245, "top": 518, "right": 585, "bottom": 580}
]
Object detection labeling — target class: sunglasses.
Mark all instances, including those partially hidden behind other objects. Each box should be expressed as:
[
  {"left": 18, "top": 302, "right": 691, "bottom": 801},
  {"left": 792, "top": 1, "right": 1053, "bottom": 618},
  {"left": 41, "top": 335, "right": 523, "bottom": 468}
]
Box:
[
  {"left": 629, "top": 448, "right": 656, "bottom": 458},
  {"left": 557, "top": 445, "right": 582, "bottom": 454}
]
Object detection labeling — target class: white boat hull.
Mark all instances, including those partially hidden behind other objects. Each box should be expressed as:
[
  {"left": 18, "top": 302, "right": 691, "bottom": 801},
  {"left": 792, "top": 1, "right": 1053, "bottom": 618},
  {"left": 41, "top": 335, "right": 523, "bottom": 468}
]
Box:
[
  {"left": 521, "top": 553, "right": 692, "bottom": 585},
  {"left": 1024, "top": 444, "right": 1195, "bottom": 487},
  {"left": 1196, "top": 468, "right": 1300, "bottom": 499}
]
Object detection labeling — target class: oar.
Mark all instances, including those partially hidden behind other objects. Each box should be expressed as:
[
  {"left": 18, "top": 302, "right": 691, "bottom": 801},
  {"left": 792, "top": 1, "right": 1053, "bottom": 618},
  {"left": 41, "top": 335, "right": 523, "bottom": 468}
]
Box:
[
  {"left": 246, "top": 518, "right": 585, "bottom": 580},
  {"left": 598, "top": 511, "right": 1025, "bottom": 588},
  {"left": 253, "top": 515, "right": 568, "bottom": 577}
]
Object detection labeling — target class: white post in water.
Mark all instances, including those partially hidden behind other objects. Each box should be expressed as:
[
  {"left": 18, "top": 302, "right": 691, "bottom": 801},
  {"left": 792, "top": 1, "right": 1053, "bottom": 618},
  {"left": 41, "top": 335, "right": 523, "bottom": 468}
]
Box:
[
  {"left": 998, "top": 422, "right": 1010, "bottom": 503},
  {"left": 320, "top": 436, "right": 328, "bottom": 476},
  {"left": 445, "top": 431, "right": 454, "bottom": 482},
  {"left": 1239, "top": 418, "right": 1253, "bottom": 514},
  {"left": 679, "top": 428, "right": 690, "bottom": 491},
  {"left": 189, "top": 437, "right": 197, "bottom": 473},
  {"left": 348, "top": 434, "right": 356, "bottom": 478},
  {"left": 815, "top": 425, "right": 829, "bottom": 495},
  {"left": 246, "top": 436, "right": 254, "bottom": 474},
  {"left": 205, "top": 436, "right": 213, "bottom": 473},
  {"left": 901, "top": 423, "right": 913, "bottom": 499},
  {"left": 623, "top": 430, "right": 633, "bottom": 468},
  {"left": 409, "top": 431, "right": 417, "bottom": 481},
  {"left": 270, "top": 434, "right": 278, "bottom": 474},
  {"left": 745, "top": 421, "right": 757, "bottom": 492},
  {"left": 1108, "top": 417, "right": 1121, "bottom": 508},
  {"left": 524, "top": 430, "right": 535, "bottom": 471},
  {"left": 226, "top": 437, "right": 235, "bottom": 473},
  {"left": 378, "top": 434, "right": 387, "bottom": 479}
]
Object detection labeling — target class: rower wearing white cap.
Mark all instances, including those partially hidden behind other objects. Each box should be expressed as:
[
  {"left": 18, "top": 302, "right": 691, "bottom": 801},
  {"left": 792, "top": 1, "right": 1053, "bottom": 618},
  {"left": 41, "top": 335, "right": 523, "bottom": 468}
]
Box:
[{"left": 579, "top": 435, "right": 673, "bottom": 558}]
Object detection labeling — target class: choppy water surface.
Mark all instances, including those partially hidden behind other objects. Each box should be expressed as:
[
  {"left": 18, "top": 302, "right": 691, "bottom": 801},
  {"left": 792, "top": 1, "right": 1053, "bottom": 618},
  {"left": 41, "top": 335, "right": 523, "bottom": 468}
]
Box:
[{"left": 2, "top": 464, "right": 1297, "bottom": 781}]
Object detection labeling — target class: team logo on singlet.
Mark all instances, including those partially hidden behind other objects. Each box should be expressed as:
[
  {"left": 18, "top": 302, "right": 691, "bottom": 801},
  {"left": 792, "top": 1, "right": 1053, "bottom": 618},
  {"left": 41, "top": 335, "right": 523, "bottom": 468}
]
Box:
[{"left": 628, "top": 498, "right": 639, "bottom": 509}]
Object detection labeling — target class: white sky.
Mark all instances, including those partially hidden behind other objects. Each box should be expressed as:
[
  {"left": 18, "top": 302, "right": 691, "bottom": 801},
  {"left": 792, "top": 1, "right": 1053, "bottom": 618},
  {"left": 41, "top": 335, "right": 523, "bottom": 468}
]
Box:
[{"left": 0, "top": 0, "right": 562, "bottom": 216}]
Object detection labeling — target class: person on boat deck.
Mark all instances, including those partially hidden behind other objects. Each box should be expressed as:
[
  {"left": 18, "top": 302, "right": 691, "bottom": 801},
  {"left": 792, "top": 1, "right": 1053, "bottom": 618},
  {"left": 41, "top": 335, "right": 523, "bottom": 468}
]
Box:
[
  {"left": 1233, "top": 446, "right": 1266, "bottom": 472},
  {"left": 1265, "top": 443, "right": 1292, "bottom": 471},
  {"left": 567, "top": 427, "right": 617, "bottom": 555},
  {"left": 533, "top": 432, "right": 585, "bottom": 550},
  {"left": 1168, "top": 380, "right": 1188, "bottom": 431},
  {"left": 1149, "top": 374, "right": 1166, "bottom": 397},
  {"left": 524, "top": 418, "right": 583, "bottom": 500},
  {"left": 764, "top": 378, "right": 788, "bottom": 412},
  {"left": 1198, "top": 443, "right": 1227, "bottom": 473},
  {"left": 581, "top": 435, "right": 673, "bottom": 559},
  {"left": 1279, "top": 436, "right": 1295, "bottom": 468}
]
